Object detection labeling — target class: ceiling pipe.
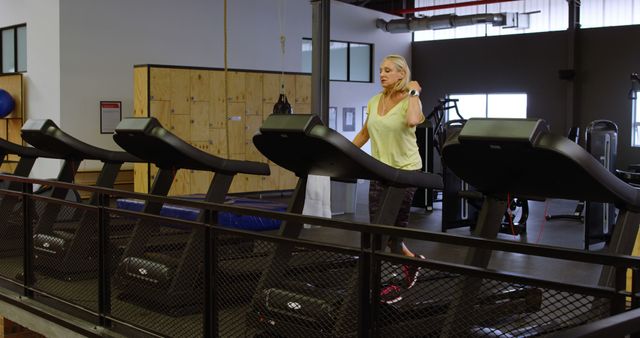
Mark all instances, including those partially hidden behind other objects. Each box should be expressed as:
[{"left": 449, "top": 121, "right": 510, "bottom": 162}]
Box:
[
  {"left": 376, "top": 12, "right": 529, "bottom": 33},
  {"left": 393, "top": 0, "right": 521, "bottom": 15}
]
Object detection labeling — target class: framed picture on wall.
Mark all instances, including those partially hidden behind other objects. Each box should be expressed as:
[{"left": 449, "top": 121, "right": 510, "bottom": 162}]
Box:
[
  {"left": 361, "top": 106, "right": 367, "bottom": 126},
  {"left": 328, "top": 106, "right": 337, "bottom": 130},
  {"left": 343, "top": 107, "right": 356, "bottom": 132},
  {"left": 100, "top": 101, "right": 122, "bottom": 134}
]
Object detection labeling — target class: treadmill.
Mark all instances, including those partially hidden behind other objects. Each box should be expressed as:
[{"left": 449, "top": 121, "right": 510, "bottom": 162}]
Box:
[
  {"left": 111, "top": 117, "right": 271, "bottom": 315},
  {"left": 19, "top": 119, "right": 145, "bottom": 279},
  {"left": 0, "top": 137, "right": 66, "bottom": 256},
  {"left": 247, "top": 114, "right": 524, "bottom": 337},
  {"left": 439, "top": 118, "right": 640, "bottom": 336}
]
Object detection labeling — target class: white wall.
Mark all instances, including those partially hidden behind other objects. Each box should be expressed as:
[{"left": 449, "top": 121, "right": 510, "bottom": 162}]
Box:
[
  {"left": 7, "top": 0, "right": 410, "bottom": 175},
  {"left": 0, "top": 0, "right": 62, "bottom": 178}
]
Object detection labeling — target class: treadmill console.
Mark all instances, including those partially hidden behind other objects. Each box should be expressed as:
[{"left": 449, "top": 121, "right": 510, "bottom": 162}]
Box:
[
  {"left": 459, "top": 118, "right": 549, "bottom": 147},
  {"left": 260, "top": 114, "right": 323, "bottom": 134}
]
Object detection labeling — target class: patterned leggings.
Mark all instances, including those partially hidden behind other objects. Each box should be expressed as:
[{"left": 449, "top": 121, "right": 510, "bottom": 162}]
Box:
[
  {"left": 369, "top": 180, "right": 417, "bottom": 227},
  {"left": 369, "top": 180, "right": 417, "bottom": 251}
]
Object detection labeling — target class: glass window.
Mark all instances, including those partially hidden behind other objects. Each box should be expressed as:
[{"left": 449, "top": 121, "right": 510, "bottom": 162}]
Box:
[
  {"left": 488, "top": 93, "right": 527, "bottom": 118},
  {"left": 301, "top": 38, "right": 373, "bottom": 82},
  {"left": 581, "top": 0, "right": 640, "bottom": 28},
  {"left": 448, "top": 94, "right": 486, "bottom": 119},
  {"left": 349, "top": 43, "right": 371, "bottom": 82},
  {"left": 17, "top": 26, "right": 27, "bottom": 72},
  {"left": 329, "top": 41, "right": 348, "bottom": 81},
  {"left": 2, "top": 28, "right": 15, "bottom": 73},
  {"left": 448, "top": 93, "right": 527, "bottom": 120}
]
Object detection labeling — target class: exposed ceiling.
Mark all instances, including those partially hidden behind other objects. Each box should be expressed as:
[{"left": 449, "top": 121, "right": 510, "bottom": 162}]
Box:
[{"left": 338, "top": 0, "right": 416, "bottom": 16}]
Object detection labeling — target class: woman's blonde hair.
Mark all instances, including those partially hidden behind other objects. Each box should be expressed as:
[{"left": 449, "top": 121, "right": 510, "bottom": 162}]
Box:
[{"left": 382, "top": 54, "right": 411, "bottom": 95}]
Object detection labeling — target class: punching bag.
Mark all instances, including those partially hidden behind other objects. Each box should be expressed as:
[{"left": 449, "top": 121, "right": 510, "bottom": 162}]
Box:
[{"left": 272, "top": 93, "right": 292, "bottom": 115}]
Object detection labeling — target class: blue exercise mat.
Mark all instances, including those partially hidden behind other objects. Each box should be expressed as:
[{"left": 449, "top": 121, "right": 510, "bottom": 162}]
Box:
[{"left": 116, "top": 195, "right": 285, "bottom": 231}]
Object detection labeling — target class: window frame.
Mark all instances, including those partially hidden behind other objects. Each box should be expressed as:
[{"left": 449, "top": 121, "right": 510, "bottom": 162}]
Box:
[
  {"left": 447, "top": 92, "right": 528, "bottom": 120},
  {"left": 1, "top": 23, "right": 27, "bottom": 74},
  {"left": 301, "top": 38, "right": 373, "bottom": 83}
]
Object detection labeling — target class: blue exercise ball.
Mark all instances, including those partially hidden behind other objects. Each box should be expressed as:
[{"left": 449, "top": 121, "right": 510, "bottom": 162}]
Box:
[{"left": 0, "top": 89, "right": 15, "bottom": 118}]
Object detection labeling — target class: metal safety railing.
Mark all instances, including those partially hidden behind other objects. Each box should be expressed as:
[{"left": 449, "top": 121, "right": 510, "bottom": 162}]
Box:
[{"left": 0, "top": 173, "right": 638, "bottom": 337}]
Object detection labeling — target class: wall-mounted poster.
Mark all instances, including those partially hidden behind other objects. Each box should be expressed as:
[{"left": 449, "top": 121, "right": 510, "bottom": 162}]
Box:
[
  {"left": 100, "top": 101, "right": 122, "bottom": 134},
  {"left": 328, "top": 106, "right": 337, "bottom": 130},
  {"left": 342, "top": 107, "right": 355, "bottom": 132}
]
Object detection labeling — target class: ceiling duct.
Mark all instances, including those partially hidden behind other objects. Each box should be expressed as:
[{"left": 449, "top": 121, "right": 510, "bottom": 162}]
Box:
[{"left": 376, "top": 12, "right": 534, "bottom": 33}]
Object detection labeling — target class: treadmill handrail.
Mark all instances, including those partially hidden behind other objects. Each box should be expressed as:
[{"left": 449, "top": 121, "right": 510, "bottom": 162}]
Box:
[
  {"left": 0, "top": 137, "right": 63, "bottom": 159},
  {"left": 114, "top": 117, "right": 270, "bottom": 176},
  {"left": 21, "top": 119, "right": 142, "bottom": 163},
  {"left": 442, "top": 118, "right": 640, "bottom": 211},
  {"left": 253, "top": 114, "right": 443, "bottom": 189}
]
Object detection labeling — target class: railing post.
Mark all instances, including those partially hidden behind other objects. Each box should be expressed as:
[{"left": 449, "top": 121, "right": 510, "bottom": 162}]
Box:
[
  {"left": 21, "top": 181, "right": 33, "bottom": 297},
  {"left": 359, "top": 232, "right": 372, "bottom": 337},
  {"left": 633, "top": 268, "right": 640, "bottom": 310},
  {"left": 613, "top": 266, "right": 627, "bottom": 314},
  {"left": 97, "top": 192, "right": 112, "bottom": 328},
  {"left": 204, "top": 209, "right": 218, "bottom": 338}
]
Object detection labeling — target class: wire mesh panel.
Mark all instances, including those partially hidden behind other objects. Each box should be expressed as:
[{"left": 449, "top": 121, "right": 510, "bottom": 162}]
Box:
[
  {"left": 0, "top": 191, "right": 25, "bottom": 282},
  {"left": 376, "top": 258, "right": 611, "bottom": 337},
  {"left": 30, "top": 198, "right": 100, "bottom": 312},
  {"left": 110, "top": 212, "right": 203, "bottom": 338},
  {"left": 241, "top": 237, "right": 360, "bottom": 338}
]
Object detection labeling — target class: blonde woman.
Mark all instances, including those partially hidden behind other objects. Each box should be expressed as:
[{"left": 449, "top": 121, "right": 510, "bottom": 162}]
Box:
[{"left": 353, "top": 54, "right": 425, "bottom": 303}]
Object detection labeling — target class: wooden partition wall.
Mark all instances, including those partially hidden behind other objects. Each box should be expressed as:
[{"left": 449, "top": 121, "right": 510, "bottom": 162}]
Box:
[
  {"left": 0, "top": 73, "right": 24, "bottom": 174},
  {"left": 133, "top": 65, "right": 311, "bottom": 195}
]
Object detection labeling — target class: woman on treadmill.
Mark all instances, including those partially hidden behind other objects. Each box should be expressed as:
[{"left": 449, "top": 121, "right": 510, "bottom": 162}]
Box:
[{"left": 352, "top": 54, "right": 426, "bottom": 303}]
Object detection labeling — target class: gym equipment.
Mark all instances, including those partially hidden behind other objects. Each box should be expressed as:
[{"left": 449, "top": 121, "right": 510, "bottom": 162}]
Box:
[
  {"left": 247, "top": 114, "right": 541, "bottom": 337},
  {"left": 19, "top": 119, "right": 144, "bottom": 279},
  {"left": 272, "top": 93, "right": 292, "bottom": 115},
  {"left": 0, "top": 89, "right": 15, "bottom": 118},
  {"left": 441, "top": 118, "right": 640, "bottom": 335},
  {"left": 425, "top": 100, "right": 528, "bottom": 235},
  {"left": 584, "top": 120, "right": 618, "bottom": 249},
  {"left": 0, "top": 137, "right": 66, "bottom": 256},
  {"left": 111, "top": 117, "right": 271, "bottom": 315}
]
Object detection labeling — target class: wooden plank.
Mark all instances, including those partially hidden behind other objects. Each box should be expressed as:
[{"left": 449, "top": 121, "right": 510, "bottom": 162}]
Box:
[
  {"left": 150, "top": 100, "right": 171, "bottom": 126},
  {"left": 278, "top": 167, "right": 298, "bottom": 190},
  {"left": 209, "top": 128, "right": 227, "bottom": 158},
  {"left": 170, "top": 114, "right": 191, "bottom": 141},
  {"left": 245, "top": 72, "right": 263, "bottom": 115},
  {"left": 149, "top": 67, "right": 171, "bottom": 101},
  {"left": 0, "top": 74, "right": 23, "bottom": 119},
  {"left": 0, "top": 120, "right": 6, "bottom": 139},
  {"left": 227, "top": 71, "right": 245, "bottom": 103},
  {"left": 7, "top": 118, "right": 22, "bottom": 161},
  {"left": 190, "top": 69, "right": 210, "bottom": 102},
  {"left": 133, "top": 66, "right": 149, "bottom": 117},
  {"left": 190, "top": 169, "right": 213, "bottom": 194},
  {"left": 245, "top": 115, "right": 263, "bottom": 143},
  {"left": 294, "top": 103, "right": 311, "bottom": 114},
  {"left": 169, "top": 169, "right": 191, "bottom": 196},
  {"left": 0, "top": 162, "right": 16, "bottom": 174},
  {"left": 262, "top": 73, "right": 280, "bottom": 104},
  {"left": 170, "top": 68, "right": 191, "bottom": 115},
  {"left": 295, "top": 74, "right": 311, "bottom": 104},
  {"left": 263, "top": 102, "right": 274, "bottom": 121},
  {"left": 263, "top": 162, "right": 280, "bottom": 191},
  {"left": 227, "top": 103, "right": 246, "bottom": 155},
  {"left": 190, "top": 101, "right": 209, "bottom": 142},
  {"left": 134, "top": 163, "right": 149, "bottom": 193},
  {"left": 245, "top": 174, "right": 263, "bottom": 193},
  {"left": 209, "top": 71, "right": 226, "bottom": 129}
]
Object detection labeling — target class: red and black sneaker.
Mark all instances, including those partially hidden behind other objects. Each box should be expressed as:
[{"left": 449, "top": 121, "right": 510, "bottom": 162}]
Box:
[
  {"left": 379, "top": 284, "right": 403, "bottom": 304},
  {"left": 402, "top": 254, "right": 425, "bottom": 289}
]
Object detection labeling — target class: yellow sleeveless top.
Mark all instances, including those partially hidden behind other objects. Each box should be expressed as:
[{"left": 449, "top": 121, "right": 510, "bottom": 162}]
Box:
[{"left": 366, "top": 93, "right": 422, "bottom": 170}]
